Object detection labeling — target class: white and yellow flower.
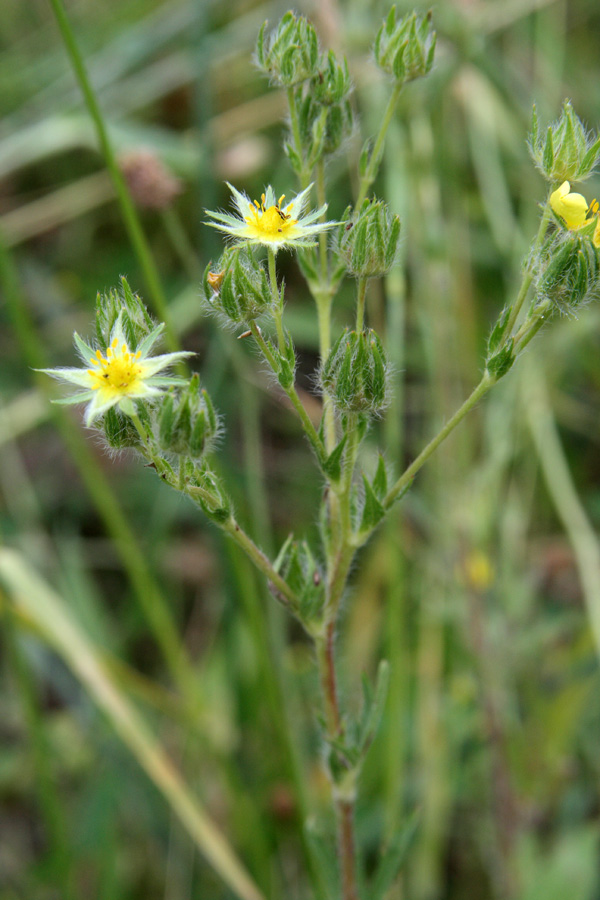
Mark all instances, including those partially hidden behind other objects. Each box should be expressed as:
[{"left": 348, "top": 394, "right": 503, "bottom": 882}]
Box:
[
  {"left": 205, "top": 183, "right": 335, "bottom": 251},
  {"left": 40, "top": 313, "right": 193, "bottom": 426},
  {"left": 550, "top": 181, "right": 600, "bottom": 245}
]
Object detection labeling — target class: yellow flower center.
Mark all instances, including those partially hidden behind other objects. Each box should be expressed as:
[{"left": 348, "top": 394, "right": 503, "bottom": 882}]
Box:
[
  {"left": 87, "top": 338, "right": 143, "bottom": 396},
  {"left": 244, "top": 193, "right": 298, "bottom": 237}
]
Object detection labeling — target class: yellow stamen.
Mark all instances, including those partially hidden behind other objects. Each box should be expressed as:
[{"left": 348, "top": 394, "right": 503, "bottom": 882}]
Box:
[
  {"left": 243, "top": 193, "right": 299, "bottom": 239},
  {"left": 87, "top": 342, "right": 144, "bottom": 396}
]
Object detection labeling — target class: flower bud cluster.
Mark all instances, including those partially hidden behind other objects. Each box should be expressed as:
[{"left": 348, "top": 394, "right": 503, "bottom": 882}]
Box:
[
  {"left": 338, "top": 199, "right": 401, "bottom": 277},
  {"left": 203, "top": 248, "right": 272, "bottom": 324},
  {"left": 528, "top": 101, "right": 600, "bottom": 184},
  {"left": 256, "top": 14, "right": 354, "bottom": 174},
  {"left": 255, "top": 12, "right": 319, "bottom": 87},
  {"left": 534, "top": 231, "right": 600, "bottom": 312},
  {"left": 158, "top": 374, "right": 219, "bottom": 459},
  {"left": 95, "top": 276, "right": 154, "bottom": 351},
  {"left": 291, "top": 52, "right": 354, "bottom": 168},
  {"left": 321, "top": 329, "right": 389, "bottom": 415},
  {"left": 374, "top": 8, "right": 436, "bottom": 84}
]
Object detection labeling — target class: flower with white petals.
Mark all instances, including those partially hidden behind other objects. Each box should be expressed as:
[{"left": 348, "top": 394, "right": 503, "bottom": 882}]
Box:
[
  {"left": 40, "top": 313, "right": 193, "bottom": 426},
  {"left": 205, "top": 183, "right": 336, "bottom": 252}
]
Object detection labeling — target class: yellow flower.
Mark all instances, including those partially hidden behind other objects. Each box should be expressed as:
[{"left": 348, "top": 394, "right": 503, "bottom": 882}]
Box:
[
  {"left": 205, "top": 183, "right": 336, "bottom": 252},
  {"left": 40, "top": 312, "right": 192, "bottom": 426},
  {"left": 550, "top": 181, "right": 597, "bottom": 230}
]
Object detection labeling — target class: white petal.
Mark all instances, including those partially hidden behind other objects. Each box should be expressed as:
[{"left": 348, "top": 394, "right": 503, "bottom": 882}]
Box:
[
  {"left": 140, "top": 350, "right": 194, "bottom": 378},
  {"left": 84, "top": 394, "right": 119, "bottom": 426},
  {"left": 226, "top": 182, "right": 252, "bottom": 218},
  {"left": 73, "top": 332, "right": 96, "bottom": 363},
  {"left": 38, "top": 366, "right": 94, "bottom": 388},
  {"left": 288, "top": 183, "right": 313, "bottom": 218},
  {"left": 206, "top": 210, "right": 244, "bottom": 228}
]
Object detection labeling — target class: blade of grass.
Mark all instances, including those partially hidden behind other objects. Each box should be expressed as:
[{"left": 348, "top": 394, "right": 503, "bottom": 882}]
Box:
[
  {"left": 47, "top": 0, "right": 180, "bottom": 356},
  {"left": 0, "top": 547, "right": 267, "bottom": 900},
  {"left": 523, "top": 359, "right": 600, "bottom": 659}
]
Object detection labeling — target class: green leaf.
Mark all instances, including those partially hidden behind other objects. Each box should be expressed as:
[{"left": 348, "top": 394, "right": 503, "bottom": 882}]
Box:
[
  {"left": 357, "top": 660, "right": 390, "bottom": 755},
  {"left": 543, "top": 126, "right": 554, "bottom": 172},
  {"left": 322, "top": 434, "right": 348, "bottom": 482},
  {"left": 580, "top": 135, "right": 600, "bottom": 175},
  {"left": 372, "top": 454, "right": 388, "bottom": 499},
  {"left": 371, "top": 809, "right": 420, "bottom": 900},
  {"left": 304, "top": 822, "right": 340, "bottom": 900},
  {"left": 487, "top": 306, "right": 512, "bottom": 354},
  {"left": 486, "top": 338, "right": 515, "bottom": 380},
  {"left": 359, "top": 474, "right": 386, "bottom": 534}
]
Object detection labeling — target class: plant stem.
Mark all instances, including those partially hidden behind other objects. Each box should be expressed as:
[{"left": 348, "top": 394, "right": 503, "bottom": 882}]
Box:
[
  {"left": 287, "top": 87, "right": 310, "bottom": 189},
  {"left": 221, "top": 516, "right": 298, "bottom": 607},
  {"left": 47, "top": 0, "right": 181, "bottom": 358},
  {"left": 385, "top": 373, "right": 494, "bottom": 508},
  {"left": 504, "top": 198, "right": 551, "bottom": 336},
  {"left": 356, "top": 277, "right": 368, "bottom": 332},
  {"left": 315, "top": 414, "right": 362, "bottom": 900},
  {"left": 268, "top": 248, "right": 287, "bottom": 354},
  {"left": 249, "top": 322, "right": 326, "bottom": 464},
  {"left": 355, "top": 82, "right": 403, "bottom": 209},
  {"left": 316, "top": 623, "right": 359, "bottom": 900}
]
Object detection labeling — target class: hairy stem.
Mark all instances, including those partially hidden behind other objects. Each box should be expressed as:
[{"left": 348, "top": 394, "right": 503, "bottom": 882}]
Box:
[
  {"left": 504, "top": 198, "right": 551, "bottom": 336},
  {"left": 356, "top": 277, "right": 368, "bottom": 332},
  {"left": 249, "top": 321, "right": 326, "bottom": 464},
  {"left": 355, "top": 82, "right": 403, "bottom": 209},
  {"left": 385, "top": 374, "right": 494, "bottom": 508}
]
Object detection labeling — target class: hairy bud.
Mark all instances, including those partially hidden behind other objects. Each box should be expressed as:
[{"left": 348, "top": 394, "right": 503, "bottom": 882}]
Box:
[
  {"left": 158, "top": 375, "right": 220, "bottom": 458},
  {"left": 256, "top": 12, "right": 319, "bottom": 87},
  {"left": 321, "top": 329, "right": 389, "bottom": 414},
  {"left": 338, "top": 199, "right": 401, "bottom": 277},
  {"left": 529, "top": 101, "right": 600, "bottom": 183},
  {"left": 95, "top": 276, "right": 154, "bottom": 351},
  {"left": 534, "top": 231, "right": 600, "bottom": 312},
  {"left": 203, "top": 247, "right": 272, "bottom": 323},
  {"left": 374, "top": 8, "right": 436, "bottom": 84}
]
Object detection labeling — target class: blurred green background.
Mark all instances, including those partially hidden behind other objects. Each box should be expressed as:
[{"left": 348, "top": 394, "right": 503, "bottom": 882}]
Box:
[{"left": 2, "top": 0, "right": 600, "bottom": 898}]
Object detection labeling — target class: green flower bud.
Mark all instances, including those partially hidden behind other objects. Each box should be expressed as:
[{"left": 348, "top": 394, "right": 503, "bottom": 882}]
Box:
[
  {"left": 256, "top": 12, "right": 319, "bottom": 87},
  {"left": 292, "top": 89, "right": 354, "bottom": 168},
  {"left": 203, "top": 247, "right": 272, "bottom": 324},
  {"left": 374, "top": 8, "right": 436, "bottom": 84},
  {"left": 95, "top": 276, "right": 154, "bottom": 351},
  {"left": 157, "top": 374, "right": 220, "bottom": 458},
  {"left": 528, "top": 101, "right": 600, "bottom": 183},
  {"left": 321, "top": 329, "right": 389, "bottom": 414},
  {"left": 338, "top": 199, "right": 401, "bottom": 277},
  {"left": 535, "top": 231, "right": 600, "bottom": 311},
  {"left": 312, "top": 51, "right": 352, "bottom": 106},
  {"left": 102, "top": 405, "right": 142, "bottom": 449}
]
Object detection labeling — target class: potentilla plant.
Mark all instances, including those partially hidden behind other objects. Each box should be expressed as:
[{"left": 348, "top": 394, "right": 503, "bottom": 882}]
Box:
[{"left": 42, "top": 9, "right": 600, "bottom": 900}]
